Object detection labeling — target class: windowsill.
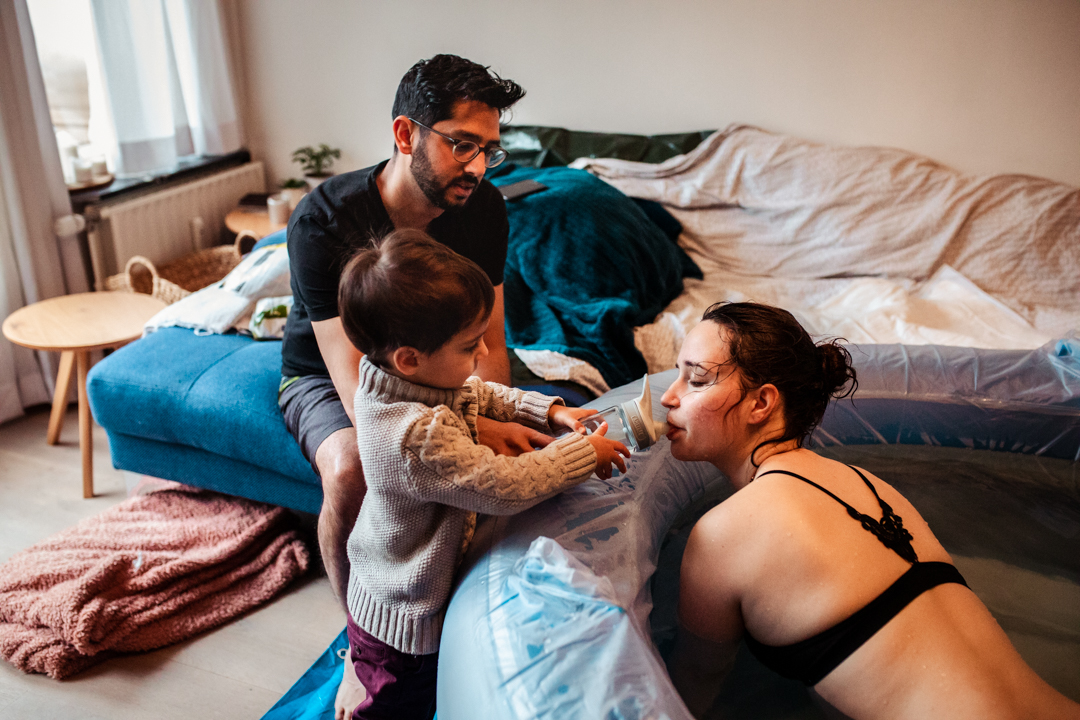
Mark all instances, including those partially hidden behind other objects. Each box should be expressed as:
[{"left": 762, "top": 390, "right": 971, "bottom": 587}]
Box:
[{"left": 69, "top": 149, "right": 252, "bottom": 213}]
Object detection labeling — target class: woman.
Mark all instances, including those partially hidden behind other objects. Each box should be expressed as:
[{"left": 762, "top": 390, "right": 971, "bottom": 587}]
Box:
[{"left": 662, "top": 302, "right": 1078, "bottom": 720}]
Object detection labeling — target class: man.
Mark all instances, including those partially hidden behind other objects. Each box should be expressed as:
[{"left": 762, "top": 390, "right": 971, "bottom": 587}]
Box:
[{"left": 279, "top": 55, "right": 543, "bottom": 708}]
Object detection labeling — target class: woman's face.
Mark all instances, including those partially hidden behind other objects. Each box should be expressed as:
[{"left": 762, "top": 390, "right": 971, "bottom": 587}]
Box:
[{"left": 660, "top": 320, "right": 749, "bottom": 466}]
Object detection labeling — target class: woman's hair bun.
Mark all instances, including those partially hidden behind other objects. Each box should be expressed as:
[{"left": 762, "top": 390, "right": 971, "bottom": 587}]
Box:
[{"left": 817, "top": 340, "right": 858, "bottom": 399}]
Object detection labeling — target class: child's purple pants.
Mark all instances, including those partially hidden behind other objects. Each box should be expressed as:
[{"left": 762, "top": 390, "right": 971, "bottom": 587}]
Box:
[{"left": 346, "top": 614, "right": 438, "bottom": 720}]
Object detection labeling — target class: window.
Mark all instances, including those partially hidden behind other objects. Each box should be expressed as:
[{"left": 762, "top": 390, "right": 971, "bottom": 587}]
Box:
[
  {"left": 26, "top": 0, "right": 115, "bottom": 186},
  {"left": 26, "top": 0, "right": 242, "bottom": 185}
]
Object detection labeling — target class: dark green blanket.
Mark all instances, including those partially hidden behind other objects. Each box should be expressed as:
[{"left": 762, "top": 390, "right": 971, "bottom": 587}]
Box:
[{"left": 491, "top": 165, "right": 701, "bottom": 388}]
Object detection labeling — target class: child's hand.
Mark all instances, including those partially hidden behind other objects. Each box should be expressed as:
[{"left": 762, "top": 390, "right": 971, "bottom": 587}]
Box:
[
  {"left": 585, "top": 422, "right": 631, "bottom": 480},
  {"left": 548, "top": 405, "right": 598, "bottom": 435}
]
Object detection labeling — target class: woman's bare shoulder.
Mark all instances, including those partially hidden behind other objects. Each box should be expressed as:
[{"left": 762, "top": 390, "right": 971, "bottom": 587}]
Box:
[
  {"left": 684, "top": 478, "right": 803, "bottom": 584},
  {"left": 755, "top": 452, "right": 953, "bottom": 565}
]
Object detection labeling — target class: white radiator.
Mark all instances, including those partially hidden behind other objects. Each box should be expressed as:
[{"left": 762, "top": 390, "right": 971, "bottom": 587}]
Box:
[{"left": 86, "top": 161, "right": 266, "bottom": 289}]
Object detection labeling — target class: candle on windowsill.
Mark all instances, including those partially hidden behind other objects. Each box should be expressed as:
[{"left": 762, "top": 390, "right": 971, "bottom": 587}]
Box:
[{"left": 73, "top": 160, "right": 93, "bottom": 184}]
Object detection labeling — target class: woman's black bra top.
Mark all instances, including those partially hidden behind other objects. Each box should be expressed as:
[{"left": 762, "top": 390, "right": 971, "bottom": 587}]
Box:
[
  {"left": 743, "top": 561, "right": 967, "bottom": 686},
  {"left": 742, "top": 466, "right": 968, "bottom": 686}
]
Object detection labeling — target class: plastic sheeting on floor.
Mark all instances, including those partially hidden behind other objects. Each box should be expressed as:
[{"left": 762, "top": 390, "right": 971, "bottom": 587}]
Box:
[{"left": 260, "top": 630, "right": 347, "bottom": 720}]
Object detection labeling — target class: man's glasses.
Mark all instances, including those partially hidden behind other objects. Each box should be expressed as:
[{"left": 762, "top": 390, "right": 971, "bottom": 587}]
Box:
[{"left": 409, "top": 118, "right": 508, "bottom": 169}]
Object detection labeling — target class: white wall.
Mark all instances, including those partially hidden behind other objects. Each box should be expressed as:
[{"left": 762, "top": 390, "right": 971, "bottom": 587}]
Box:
[{"left": 228, "top": 0, "right": 1080, "bottom": 188}]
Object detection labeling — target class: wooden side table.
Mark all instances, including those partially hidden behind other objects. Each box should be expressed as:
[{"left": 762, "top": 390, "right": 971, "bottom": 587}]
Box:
[
  {"left": 2, "top": 292, "right": 167, "bottom": 497},
  {"left": 225, "top": 208, "right": 287, "bottom": 239}
]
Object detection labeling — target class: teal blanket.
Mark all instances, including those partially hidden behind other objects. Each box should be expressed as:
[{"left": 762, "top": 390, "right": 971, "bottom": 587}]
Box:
[{"left": 491, "top": 166, "right": 701, "bottom": 388}]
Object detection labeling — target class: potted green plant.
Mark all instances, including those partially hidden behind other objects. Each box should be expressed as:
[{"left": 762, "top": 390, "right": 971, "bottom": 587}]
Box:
[
  {"left": 292, "top": 144, "right": 341, "bottom": 190},
  {"left": 280, "top": 178, "right": 308, "bottom": 209}
]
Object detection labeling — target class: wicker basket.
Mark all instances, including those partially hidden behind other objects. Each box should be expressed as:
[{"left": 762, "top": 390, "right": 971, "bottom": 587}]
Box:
[{"left": 104, "top": 232, "right": 260, "bottom": 304}]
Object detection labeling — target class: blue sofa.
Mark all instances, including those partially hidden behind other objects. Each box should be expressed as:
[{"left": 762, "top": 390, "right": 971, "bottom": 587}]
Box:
[
  {"left": 86, "top": 226, "right": 605, "bottom": 514},
  {"left": 86, "top": 325, "right": 594, "bottom": 515},
  {"left": 88, "top": 325, "right": 323, "bottom": 513},
  {"left": 86, "top": 250, "right": 592, "bottom": 516},
  {"left": 87, "top": 126, "right": 1080, "bottom": 517}
]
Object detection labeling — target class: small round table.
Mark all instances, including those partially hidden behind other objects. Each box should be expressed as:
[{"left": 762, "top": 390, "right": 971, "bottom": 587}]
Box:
[
  {"left": 2, "top": 291, "right": 167, "bottom": 498},
  {"left": 225, "top": 208, "right": 287, "bottom": 239}
]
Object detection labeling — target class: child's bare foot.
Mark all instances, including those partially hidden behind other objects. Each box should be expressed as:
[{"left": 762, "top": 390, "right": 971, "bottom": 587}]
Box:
[{"left": 334, "top": 654, "right": 367, "bottom": 720}]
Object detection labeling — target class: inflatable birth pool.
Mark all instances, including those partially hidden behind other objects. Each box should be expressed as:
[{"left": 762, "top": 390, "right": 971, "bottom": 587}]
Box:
[
  {"left": 265, "top": 340, "right": 1080, "bottom": 719},
  {"left": 439, "top": 341, "right": 1080, "bottom": 719}
]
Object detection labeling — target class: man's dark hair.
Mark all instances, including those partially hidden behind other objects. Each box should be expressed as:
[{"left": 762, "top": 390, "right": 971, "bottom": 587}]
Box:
[
  {"left": 338, "top": 229, "right": 496, "bottom": 365},
  {"left": 392, "top": 54, "right": 525, "bottom": 126}
]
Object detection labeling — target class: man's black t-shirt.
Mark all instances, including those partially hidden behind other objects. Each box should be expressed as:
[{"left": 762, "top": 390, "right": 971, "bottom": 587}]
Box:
[{"left": 281, "top": 160, "right": 509, "bottom": 378}]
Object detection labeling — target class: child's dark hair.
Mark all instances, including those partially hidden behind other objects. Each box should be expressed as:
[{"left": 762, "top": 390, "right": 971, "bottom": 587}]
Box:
[
  {"left": 392, "top": 54, "right": 525, "bottom": 126},
  {"left": 701, "top": 301, "right": 857, "bottom": 461},
  {"left": 338, "top": 229, "right": 495, "bottom": 365}
]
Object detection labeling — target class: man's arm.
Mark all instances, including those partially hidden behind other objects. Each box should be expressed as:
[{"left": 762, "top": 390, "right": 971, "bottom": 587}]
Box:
[
  {"left": 319, "top": 283, "right": 508, "bottom": 408},
  {"left": 472, "top": 283, "right": 553, "bottom": 455},
  {"left": 312, "top": 317, "right": 364, "bottom": 425},
  {"left": 475, "top": 283, "right": 510, "bottom": 385}
]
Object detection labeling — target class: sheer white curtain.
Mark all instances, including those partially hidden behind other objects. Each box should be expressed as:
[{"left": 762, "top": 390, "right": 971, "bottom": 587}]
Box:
[
  {"left": 90, "top": 0, "right": 242, "bottom": 176},
  {"left": 0, "top": 0, "right": 89, "bottom": 425}
]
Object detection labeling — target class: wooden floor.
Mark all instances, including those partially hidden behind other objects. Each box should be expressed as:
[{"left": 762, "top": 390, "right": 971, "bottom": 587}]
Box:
[{"left": 0, "top": 405, "right": 345, "bottom": 719}]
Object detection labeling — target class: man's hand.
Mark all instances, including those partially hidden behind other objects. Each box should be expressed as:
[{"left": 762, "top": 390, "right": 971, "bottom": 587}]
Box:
[
  {"left": 547, "top": 405, "right": 599, "bottom": 436},
  {"left": 476, "top": 415, "right": 552, "bottom": 457}
]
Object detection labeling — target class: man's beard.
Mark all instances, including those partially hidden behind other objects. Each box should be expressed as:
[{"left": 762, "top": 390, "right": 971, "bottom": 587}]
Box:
[{"left": 411, "top": 139, "right": 478, "bottom": 211}]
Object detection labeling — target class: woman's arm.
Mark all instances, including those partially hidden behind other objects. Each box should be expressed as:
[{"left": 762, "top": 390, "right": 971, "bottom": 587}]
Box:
[
  {"left": 679, "top": 515, "right": 746, "bottom": 641},
  {"left": 667, "top": 626, "right": 739, "bottom": 719},
  {"left": 670, "top": 514, "right": 747, "bottom": 716}
]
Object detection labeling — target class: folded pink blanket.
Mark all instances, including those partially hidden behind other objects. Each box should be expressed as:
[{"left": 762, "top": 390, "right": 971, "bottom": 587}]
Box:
[{"left": 0, "top": 486, "right": 310, "bottom": 679}]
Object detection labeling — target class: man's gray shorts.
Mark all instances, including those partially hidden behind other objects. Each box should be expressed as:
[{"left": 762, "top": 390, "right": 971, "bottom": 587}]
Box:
[{"left": 279, "top": 375, "right": 354, "bottom": 477}]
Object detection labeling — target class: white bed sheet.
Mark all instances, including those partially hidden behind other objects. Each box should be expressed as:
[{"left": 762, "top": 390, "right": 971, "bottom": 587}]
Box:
[
  {"left": 632, "top": 260, "right": 1054, "bottom": 376},
  {"left": 518, "top": 257, "right": 1056, "bottom": 394}
]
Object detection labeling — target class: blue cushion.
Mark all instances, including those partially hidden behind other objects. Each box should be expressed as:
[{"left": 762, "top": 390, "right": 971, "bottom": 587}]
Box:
[
  {"left": 252, "top": 228, "right": 287, "bottom": 251},
  {"left": 106, "top": 432, "right": 322, "bottom": 514},
  {"left": 88, "top": 328, "right": 320, "bottom": 510}
]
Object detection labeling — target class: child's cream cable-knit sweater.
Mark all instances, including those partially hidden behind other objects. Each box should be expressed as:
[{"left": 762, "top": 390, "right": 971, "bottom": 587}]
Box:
[{"left": 346, "top": 358, "right": 596, "bottom": 655}]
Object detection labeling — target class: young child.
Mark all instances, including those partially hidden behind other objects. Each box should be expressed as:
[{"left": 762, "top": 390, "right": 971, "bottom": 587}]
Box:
[{"left": 335, "top": 228, "right": 630, "bottom": 719}]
